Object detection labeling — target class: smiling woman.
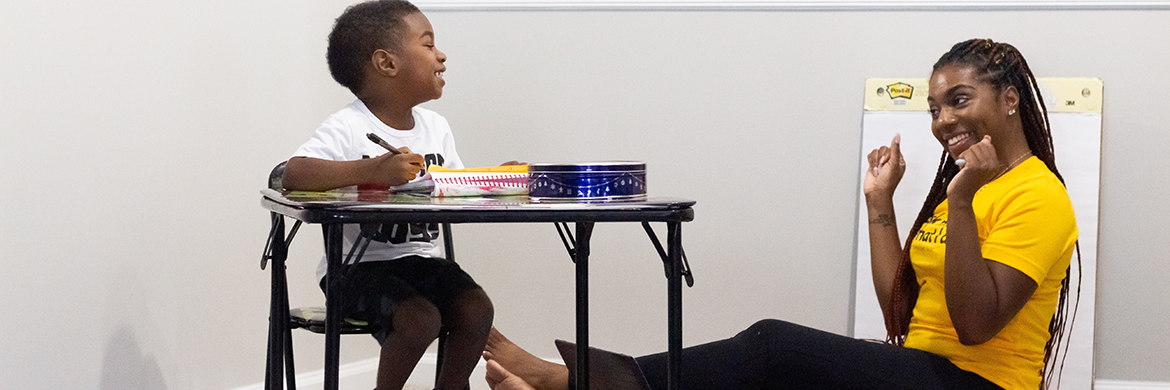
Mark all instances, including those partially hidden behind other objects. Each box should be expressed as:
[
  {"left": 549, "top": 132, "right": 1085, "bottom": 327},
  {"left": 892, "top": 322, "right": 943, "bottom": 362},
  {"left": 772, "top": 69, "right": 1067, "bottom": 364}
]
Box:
[
  {"left": 482, "top": 38, "right": 1080, "bottom": 390},
  {"left": 875, "top": 39, "right": 1079, "bottom": 390}
]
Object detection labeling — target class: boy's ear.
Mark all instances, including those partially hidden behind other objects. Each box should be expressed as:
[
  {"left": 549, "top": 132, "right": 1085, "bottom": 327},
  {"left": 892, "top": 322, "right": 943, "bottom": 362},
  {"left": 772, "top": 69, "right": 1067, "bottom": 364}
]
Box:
[{"left": 370, "top": 48, "right": 398, "bottom": 77}]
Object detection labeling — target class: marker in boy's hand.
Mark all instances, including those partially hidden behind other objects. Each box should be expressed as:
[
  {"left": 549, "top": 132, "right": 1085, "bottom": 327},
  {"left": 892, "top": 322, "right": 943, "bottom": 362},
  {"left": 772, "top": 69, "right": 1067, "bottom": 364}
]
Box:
[
  {"left": 370, "top": 147, "right": 424, "bottom": 186},
  {"left": 364, "top": 133, "right": 424, "bottom": 185},
  {"left": 367, "top": 133, "right": 403, "bottom": 155}
]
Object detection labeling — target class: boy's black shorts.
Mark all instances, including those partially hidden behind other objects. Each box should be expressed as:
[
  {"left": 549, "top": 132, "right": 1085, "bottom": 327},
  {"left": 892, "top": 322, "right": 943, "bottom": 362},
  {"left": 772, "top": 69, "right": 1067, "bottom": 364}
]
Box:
[{"left": 319, "top": 256, "right": 481, "bottom": 344}]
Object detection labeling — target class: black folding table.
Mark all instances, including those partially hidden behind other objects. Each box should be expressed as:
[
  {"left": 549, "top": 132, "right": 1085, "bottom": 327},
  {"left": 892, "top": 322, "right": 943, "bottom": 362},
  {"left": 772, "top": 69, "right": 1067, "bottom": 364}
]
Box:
[{"left": 260, "top": 188, "right": 695, "bottom": 390}]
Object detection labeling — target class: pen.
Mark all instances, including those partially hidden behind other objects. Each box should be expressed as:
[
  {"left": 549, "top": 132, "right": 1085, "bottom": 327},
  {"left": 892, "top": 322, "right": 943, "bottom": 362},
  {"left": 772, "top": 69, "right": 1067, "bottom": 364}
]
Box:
[{"left": 366, "top": 133, "right": 403, "bottom": 155}]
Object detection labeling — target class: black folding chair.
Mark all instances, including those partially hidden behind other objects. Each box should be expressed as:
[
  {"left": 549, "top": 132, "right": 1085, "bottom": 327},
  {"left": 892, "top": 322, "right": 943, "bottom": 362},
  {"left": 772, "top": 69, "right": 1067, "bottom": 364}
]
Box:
[{"left": 261, "top": 161, "right": 455, "bottom": 389}]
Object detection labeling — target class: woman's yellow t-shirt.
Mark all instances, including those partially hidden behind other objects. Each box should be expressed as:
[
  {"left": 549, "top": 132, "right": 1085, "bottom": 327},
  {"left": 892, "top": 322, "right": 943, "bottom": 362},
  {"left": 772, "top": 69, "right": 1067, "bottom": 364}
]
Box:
[{"left": 903, "top": 157, "right": 1078, "bottom": 390}]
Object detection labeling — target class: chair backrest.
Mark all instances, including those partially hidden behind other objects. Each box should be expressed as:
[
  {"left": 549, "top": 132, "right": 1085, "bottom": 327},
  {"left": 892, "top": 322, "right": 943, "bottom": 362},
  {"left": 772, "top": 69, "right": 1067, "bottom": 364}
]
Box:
[{"left": 269, "top": 161, "right": 288, "bottom": 191}]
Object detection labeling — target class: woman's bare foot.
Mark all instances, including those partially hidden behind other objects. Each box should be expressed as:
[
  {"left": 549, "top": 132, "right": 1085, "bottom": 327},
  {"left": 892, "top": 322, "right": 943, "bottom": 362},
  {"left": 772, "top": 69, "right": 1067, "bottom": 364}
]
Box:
[
  {"left": 485, "top": 359, "right": 536, "bottom": 390},
  {"left": 482, "top": 327, "right": 569, "bottom": 390}
]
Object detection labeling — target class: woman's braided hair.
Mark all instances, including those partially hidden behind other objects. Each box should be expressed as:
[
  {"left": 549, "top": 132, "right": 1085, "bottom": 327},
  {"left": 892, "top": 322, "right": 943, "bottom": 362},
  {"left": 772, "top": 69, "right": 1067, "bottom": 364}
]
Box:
[{"left": 885, "top": 38, "right": 1081, "bottom": 389}]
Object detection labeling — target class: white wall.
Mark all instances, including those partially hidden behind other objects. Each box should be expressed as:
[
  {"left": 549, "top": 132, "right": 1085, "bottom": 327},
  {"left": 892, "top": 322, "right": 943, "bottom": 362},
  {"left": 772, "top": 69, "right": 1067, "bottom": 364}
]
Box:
[{"left": 1, "top": 1, "right": 1167, "bottom": 388}]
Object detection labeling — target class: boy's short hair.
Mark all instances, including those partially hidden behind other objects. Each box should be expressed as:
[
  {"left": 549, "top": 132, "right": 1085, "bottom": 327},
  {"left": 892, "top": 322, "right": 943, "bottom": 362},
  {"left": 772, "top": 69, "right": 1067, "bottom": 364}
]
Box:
[{"left": 327, "top": 0, "right": 421, "bottom": 93}]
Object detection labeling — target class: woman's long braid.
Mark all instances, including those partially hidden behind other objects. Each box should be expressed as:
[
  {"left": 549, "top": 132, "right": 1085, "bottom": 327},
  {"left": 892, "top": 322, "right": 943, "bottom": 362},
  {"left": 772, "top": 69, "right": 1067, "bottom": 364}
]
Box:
[
  {"left": 886, "top": 38, "right": 987, "bottom": 344},
  {"left": 885, "top": 39, "right": 1082, "bottom": 389},
  {"left": 886, "top": 152, "right": 957, "bottom": 343},
  {"left": 1004, "top": 42, "right": 1083, "bottom": 390}
]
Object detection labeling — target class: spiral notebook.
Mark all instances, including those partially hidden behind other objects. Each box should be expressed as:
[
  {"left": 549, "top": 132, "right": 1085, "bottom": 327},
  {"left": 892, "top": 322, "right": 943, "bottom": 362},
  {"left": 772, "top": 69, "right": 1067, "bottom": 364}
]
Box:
[{"left": 390, "top": 165, "right": 529, "bottom": 197}]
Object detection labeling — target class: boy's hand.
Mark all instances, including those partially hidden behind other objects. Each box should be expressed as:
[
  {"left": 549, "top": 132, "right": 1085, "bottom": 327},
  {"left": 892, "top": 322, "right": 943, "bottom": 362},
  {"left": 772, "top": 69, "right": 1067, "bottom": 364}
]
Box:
[{"left": 371, "top": 147, "right": 425, "bottom": 186}]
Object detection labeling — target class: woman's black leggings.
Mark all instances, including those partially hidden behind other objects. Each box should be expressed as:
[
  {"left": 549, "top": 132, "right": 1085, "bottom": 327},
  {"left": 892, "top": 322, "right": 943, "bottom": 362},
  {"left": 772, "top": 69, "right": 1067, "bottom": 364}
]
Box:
[{"left": 634, "top": 319, "right": 1004, "bottom": 390}]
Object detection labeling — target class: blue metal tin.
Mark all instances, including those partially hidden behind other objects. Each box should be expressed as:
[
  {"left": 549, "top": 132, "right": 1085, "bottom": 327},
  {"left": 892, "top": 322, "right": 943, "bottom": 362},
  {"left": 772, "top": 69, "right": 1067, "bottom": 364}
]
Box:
[{"left": 528, "top": 161, "right": 647, "bottom": 201}]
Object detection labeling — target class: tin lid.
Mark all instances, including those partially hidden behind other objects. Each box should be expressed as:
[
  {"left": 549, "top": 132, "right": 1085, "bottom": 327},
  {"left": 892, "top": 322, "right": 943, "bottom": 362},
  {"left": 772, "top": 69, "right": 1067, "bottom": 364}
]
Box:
[{"left": 528, "top": 161, "right": 646, "bottom": 172}]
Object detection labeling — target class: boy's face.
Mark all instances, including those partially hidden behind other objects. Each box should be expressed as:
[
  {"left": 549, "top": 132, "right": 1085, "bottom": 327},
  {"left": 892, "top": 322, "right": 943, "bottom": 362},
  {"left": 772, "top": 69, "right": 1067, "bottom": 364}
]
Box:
[{"left": 395, "top": 12, "right": 446, "bottom": 102}]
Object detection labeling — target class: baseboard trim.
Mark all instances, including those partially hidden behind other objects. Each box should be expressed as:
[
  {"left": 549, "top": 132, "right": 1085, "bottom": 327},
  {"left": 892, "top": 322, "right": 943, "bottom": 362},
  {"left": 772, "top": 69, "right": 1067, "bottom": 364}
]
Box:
[
  {"left": 230, "top": 353, "right": 566, "bottom": 390},
  {"left": 232, "top": 358, "right": 1168, "bottom": 390},
  {"left": 1095, "top": 379, "right": 1170, "bottom": 390},
  {"left": 227, "top": 356, "right": 379, "bottom": 390}
]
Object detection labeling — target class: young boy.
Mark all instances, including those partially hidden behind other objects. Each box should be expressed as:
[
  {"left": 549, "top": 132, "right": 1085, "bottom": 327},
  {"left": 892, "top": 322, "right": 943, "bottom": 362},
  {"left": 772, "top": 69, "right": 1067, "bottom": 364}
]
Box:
[{"left": 282, "top": 1, "right": 493, "bottom": 389}]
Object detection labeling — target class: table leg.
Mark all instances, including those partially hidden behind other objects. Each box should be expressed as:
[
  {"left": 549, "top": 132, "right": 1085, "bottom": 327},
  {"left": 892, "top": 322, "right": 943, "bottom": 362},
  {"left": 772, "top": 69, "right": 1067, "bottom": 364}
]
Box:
[
  {"left": 323, "top": 224, "right": 343, "bottom": 390},
  {"left": 666, "top": 222, "right": 683, "bottom": 390},
  {"left": 266, "top": 215, "right": 286, "bottom": 390},
  {"left": 277, "top": 255, "right": 297, "bottom": 390},
  {"left": 575, "top": 222, "right": 594, "bottom": 390}
]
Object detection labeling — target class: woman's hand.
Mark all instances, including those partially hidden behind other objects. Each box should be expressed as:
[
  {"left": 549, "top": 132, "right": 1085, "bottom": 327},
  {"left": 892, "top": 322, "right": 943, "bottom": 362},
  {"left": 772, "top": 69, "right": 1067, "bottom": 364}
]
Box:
[
  {"left": 946, "top": 135, "right": 1000, "bottom": 202},
  {"left": 864, "top": 134, "right": 907, "bottom": 321},
  {"left": 864, "top": 134, "right": 906, "bottom": 202}
]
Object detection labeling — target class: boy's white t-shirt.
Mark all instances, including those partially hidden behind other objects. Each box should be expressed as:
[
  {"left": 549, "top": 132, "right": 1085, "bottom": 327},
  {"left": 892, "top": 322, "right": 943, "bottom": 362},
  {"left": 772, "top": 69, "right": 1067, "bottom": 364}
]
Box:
[{"left": 292, "top": 99, "right": 464, "bottom": 281}]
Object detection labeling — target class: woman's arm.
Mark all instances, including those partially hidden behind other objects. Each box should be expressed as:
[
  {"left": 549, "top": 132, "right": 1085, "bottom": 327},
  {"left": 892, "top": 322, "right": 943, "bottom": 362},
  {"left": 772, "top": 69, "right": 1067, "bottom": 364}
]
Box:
[
  {"left": 866, "top": 196, "right": 905, "bottom": 318},
  {"left": 943, "top": 199, "right": 1038, "bottom": 345},
  {"left": 944, "top": 136, "right": 1038, "bottom": 345},
  {"left": 863, "top": 135, "right": 906, "bottom": 318}
]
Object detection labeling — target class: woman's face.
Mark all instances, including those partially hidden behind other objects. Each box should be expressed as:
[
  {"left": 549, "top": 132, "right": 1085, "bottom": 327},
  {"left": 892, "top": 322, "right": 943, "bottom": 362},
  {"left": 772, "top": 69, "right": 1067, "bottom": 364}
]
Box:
[{"left": 927, "top": 65, "right": 1015, "bottom": 157}]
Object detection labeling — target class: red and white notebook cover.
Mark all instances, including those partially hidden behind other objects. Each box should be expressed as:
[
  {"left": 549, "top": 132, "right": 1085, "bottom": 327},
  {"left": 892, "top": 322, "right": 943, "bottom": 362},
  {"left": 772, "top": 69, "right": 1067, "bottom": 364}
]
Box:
[{"left": 394, "top": 165, "right": 528, "bottom": 197}]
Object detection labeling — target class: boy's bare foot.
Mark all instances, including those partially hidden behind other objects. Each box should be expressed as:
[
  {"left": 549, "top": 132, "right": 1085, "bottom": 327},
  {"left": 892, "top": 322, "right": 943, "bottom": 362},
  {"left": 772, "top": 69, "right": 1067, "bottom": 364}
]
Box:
[
  {"left": 485, "top": 359, "right": 536, "bottom": 390},
  {"left": 482, "top": 327, "right": 570, "bottom": 390}
]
